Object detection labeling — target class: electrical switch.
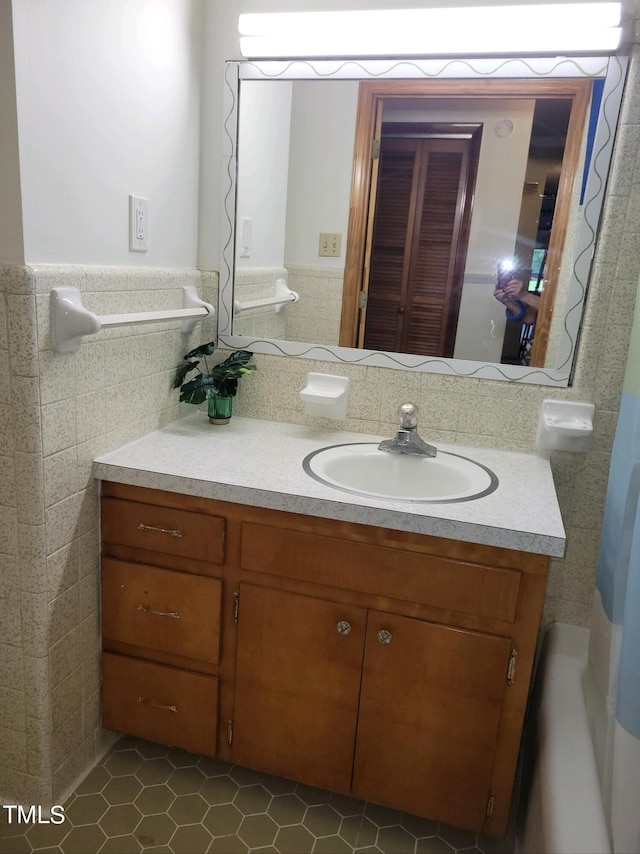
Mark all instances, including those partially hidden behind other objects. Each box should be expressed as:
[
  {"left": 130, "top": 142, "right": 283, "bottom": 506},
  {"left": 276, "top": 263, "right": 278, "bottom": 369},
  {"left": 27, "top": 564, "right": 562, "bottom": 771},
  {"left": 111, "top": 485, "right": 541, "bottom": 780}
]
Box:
[{"left": 319, "top": 232, "right": 342, "bottom": 257}]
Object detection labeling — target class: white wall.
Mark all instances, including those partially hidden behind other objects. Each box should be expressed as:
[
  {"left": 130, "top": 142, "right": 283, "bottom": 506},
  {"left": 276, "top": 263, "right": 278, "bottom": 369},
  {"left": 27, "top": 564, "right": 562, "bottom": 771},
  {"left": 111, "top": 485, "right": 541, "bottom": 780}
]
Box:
[
  {"left": 284, "top": 80, "right": 359, "bottom": 267},
  {"left": 11, "top": 0, "right": 203, "bottom": 267},
  {"left": 453, "top": 100, "right": 535, "bottom": 361},
  {"left": 0, "top": 1, "right": 24, "bottom": 265},
  {"left": 236, "top": 81, "right": 292, "bottom": 269}
]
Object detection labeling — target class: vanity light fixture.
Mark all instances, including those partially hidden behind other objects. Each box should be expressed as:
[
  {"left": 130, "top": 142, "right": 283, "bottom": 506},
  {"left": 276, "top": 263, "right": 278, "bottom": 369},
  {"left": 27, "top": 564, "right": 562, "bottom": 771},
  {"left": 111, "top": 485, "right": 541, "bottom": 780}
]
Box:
[{"left": 238, "top": 3, "right": 622, "bottom": 58}]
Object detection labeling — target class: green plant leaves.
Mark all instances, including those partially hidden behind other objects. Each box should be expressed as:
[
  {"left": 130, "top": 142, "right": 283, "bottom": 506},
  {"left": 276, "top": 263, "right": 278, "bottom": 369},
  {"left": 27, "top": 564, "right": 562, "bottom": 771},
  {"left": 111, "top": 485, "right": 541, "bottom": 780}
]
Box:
[
  {"left": 173, "top": 360, "right": 199, "bottom": 389},
  {"left": 185, "top": 341, "right": 216, "bottom": 359},
  {"left": 209, "top": 351, "right": 256, "bottom": 397},
  {"left": 174, "top": 347, "right": 256, "bottom": 405},
  {"left": 218, "top": 349, "right": 254, "bottom": 368},
  {"left": 217, "top": 378, "right": 238, "bottom": 397},
  {"left": 178, "top": 376, "right": 208, "bottom": 405}
]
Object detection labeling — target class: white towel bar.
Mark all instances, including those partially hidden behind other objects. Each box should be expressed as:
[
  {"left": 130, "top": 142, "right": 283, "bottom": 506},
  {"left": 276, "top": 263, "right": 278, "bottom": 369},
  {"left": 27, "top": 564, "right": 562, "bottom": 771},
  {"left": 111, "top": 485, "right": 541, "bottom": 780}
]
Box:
[
  {"left": 234, "top": 278, "right": 299, "bottom": 315},
  {"left": 50, "top": 286, "right": 214, "bottom": 353}
]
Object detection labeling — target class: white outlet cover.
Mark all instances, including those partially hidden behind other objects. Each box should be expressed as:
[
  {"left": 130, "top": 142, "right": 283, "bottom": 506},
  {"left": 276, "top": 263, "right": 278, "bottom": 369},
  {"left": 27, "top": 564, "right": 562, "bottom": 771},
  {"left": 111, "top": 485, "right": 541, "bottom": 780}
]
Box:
[{"left": 129, "top": 195, "right": 149, "bottom": 252}]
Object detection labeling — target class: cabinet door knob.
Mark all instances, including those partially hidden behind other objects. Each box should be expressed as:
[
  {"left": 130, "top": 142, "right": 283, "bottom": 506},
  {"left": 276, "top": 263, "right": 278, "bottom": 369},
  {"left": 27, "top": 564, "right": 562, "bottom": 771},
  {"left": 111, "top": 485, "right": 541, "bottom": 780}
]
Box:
[
  {"left": 377, "top": 629, "right": 392, "bottom": 645},
  {"left": 336, "top": 620, "right": 352, "bottom": 635}
]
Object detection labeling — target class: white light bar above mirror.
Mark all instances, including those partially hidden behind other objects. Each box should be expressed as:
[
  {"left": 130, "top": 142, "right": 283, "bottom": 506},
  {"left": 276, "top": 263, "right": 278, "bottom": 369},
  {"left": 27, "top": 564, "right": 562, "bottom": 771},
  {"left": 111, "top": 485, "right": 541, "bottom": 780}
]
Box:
[{"left": 239, "top": 4, "right": 622, "bottom": 59}]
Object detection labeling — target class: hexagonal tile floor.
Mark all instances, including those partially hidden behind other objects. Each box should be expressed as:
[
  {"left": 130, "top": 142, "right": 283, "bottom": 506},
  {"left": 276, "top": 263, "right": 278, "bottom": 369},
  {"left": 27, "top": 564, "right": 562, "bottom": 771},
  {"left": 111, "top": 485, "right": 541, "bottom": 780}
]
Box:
[{"left": 0, "top": 737, "right": 516, "bottom": 853}]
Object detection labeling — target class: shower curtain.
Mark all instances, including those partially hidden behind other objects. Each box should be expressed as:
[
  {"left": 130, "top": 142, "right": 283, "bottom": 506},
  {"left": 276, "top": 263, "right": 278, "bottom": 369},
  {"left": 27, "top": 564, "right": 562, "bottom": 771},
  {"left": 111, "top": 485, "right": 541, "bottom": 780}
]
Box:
[{"left": 586, "top": 291, "right": 640, "bottom": 854}]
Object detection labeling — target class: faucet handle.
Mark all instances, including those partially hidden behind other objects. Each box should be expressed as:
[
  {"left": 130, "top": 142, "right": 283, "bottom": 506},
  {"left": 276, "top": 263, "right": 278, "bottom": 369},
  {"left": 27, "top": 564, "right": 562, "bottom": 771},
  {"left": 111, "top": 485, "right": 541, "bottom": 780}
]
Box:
[{"left": 398, "top": 402, "right": 419, "bottom": 429}]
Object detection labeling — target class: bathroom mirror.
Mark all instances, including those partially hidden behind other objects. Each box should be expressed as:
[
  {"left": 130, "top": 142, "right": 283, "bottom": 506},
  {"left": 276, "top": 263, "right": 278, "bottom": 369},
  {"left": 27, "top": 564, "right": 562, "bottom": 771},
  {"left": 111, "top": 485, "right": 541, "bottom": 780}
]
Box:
[{"left": 219, "top": 56, "right": 627, "bottom": 385}]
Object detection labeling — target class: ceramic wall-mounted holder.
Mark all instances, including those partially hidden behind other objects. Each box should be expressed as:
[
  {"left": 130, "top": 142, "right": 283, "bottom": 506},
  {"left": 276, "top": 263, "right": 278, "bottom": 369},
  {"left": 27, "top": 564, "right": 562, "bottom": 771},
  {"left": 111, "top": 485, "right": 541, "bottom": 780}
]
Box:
[
  {"left": 300, "top": 373, "right": 350, "bottom": 420},
  {"left": 536, "top": 399, "right": 595, "bottom": 453},
  {"left": 50, "top": 286, "right": 214, "bottom": 353},
  {"left": 234, "top": 278, "right": 299, "bottom": 315}
]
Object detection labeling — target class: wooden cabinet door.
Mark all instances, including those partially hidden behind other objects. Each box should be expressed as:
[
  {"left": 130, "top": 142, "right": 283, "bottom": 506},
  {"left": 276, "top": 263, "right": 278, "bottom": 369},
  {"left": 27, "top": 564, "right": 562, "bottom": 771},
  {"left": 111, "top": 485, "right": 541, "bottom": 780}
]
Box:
[
  {"left": 352, "top": 611, "right": 512, "bottom": 832},
  {"left": 233, "top": 584, "right": 366, "bottom": 794}
]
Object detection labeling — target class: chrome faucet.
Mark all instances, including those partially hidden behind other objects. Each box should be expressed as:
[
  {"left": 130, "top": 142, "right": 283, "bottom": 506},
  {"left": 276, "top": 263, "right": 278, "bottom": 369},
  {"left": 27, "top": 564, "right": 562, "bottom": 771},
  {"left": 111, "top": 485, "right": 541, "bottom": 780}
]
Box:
[{"left": 378, "top": 403, "right": 437, "bottom": 457}]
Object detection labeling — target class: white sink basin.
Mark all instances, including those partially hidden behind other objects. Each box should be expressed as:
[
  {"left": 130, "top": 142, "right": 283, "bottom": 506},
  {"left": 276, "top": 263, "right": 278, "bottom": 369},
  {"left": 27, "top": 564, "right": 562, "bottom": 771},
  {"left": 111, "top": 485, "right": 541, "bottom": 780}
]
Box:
[{"left": 303, "top": 443, "right": 498, "bottom": 503}]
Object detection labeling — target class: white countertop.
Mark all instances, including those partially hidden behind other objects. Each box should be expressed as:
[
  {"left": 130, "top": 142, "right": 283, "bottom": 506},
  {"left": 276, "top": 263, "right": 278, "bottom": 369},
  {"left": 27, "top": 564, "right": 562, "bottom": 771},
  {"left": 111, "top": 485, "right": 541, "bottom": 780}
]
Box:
[{"left": 93, "top": 413, "right": 566, "bottom": 557}]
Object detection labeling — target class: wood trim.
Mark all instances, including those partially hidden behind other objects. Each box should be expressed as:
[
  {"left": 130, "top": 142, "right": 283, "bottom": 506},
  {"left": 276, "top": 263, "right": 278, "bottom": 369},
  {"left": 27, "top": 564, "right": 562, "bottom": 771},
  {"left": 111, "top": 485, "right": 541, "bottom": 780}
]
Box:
[
  {"left": 530, "top": 79, "right": 592, "bottom": 366},
  {"left": 103, "top": 638, "right": 219, "bottom": 676},
  {"left": 341, "top": 83, "right": 380, "bottom": 347},
  {"left": 480, "top": 570, "right": 547, "bottom": 835},
  {"left": 102, "top": 480, "right": 226, "bottom": 514},
  {"left": 357, "top": 100, "right": 384, "bottom": 348}
]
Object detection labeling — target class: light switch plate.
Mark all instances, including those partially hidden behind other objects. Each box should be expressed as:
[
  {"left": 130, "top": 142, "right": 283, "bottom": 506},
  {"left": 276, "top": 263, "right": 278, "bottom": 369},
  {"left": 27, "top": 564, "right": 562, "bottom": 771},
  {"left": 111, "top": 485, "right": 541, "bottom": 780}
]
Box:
[{"left": 319, "top": 232, "right": 341, "bottom": 257}]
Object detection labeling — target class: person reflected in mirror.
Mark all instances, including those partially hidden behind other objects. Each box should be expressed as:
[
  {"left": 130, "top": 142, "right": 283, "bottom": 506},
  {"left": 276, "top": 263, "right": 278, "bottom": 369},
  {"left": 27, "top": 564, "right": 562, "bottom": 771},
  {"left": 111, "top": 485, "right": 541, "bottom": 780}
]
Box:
[{"left": 493, "top": 278, "right": 540, "bottom": 325}]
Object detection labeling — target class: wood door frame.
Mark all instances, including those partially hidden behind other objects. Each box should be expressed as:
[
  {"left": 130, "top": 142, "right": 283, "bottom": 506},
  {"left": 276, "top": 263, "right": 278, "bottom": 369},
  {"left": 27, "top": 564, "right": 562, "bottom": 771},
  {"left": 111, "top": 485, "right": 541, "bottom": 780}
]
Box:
[{"left": 339, "top": 78, "right": 593, "bottom": 367}]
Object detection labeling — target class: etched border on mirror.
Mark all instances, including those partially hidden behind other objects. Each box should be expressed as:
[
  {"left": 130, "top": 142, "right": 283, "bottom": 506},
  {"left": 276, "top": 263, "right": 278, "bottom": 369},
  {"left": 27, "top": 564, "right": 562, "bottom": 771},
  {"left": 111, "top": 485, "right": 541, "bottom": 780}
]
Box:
[{"left": 219, "top": 56, "right": 627, "bottom": 386}]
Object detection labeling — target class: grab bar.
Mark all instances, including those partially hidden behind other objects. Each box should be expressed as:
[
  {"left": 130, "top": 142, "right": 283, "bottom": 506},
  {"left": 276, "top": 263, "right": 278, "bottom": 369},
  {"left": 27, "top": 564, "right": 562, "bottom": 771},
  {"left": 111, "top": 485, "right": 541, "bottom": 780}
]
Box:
[
  {"left": 233, "top": 278, "right": 299, "bottom": 316},
  {"left": 50, "top": 286, "right": 214, "bottom": 353}
]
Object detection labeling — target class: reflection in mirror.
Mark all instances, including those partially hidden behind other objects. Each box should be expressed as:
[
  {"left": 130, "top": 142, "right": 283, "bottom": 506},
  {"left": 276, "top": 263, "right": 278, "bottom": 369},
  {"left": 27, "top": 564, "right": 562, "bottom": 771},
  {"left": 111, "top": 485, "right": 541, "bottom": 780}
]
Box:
[
  {"left": 340, "top": 80, "right": 591, "bottom": 369},
  {"left": 220, "top": 57, "right": 626, "bottom": 386}
]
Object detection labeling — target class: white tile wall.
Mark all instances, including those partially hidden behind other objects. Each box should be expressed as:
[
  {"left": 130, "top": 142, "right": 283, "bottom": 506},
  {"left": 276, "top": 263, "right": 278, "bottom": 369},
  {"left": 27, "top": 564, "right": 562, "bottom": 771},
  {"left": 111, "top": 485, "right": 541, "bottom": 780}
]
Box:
[
  {"left": 0, "top": 263, "right": 217, "bottom": 807},
  {"left": 285, "top": 265, "right": 344, "bottom": 345},
  {"left": 233, "top": 267, "right": 287, "bottom": 339}
]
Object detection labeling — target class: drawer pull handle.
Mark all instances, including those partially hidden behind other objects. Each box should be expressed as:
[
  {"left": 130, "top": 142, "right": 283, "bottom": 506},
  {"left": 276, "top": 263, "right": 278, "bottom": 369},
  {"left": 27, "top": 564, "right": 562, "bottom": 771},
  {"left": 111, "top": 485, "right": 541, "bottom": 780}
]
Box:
[
  {"left": 137, "top": 697, "right": 178, "bottom": 713},
  {"left": 377, "top": 629, "right": 393, "bottom": 645},
  {"left": 137, "top": 523, "right": 183, "bottom": 538},
  {"left": 336, "top": 620, "right": 352, "bottom": 635},
  {"left": 137, "top": 604, "right": 181, "bottom": 620}
]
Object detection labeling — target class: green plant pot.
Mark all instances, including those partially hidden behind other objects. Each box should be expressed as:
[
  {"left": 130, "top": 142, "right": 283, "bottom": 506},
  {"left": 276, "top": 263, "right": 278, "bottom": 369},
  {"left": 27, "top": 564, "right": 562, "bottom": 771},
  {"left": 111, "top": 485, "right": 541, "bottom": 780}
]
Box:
[{"left": 208, "top": 394, "right": 233, "bottom": 425}]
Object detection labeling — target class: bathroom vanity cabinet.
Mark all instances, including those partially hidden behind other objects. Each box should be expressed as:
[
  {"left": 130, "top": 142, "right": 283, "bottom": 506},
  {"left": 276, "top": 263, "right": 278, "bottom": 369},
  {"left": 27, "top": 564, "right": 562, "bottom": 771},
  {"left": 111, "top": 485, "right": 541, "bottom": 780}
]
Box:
[
  {"left": 99, "top": 479, "right": 548, "bottom": 837},
  {"left": 100, "top": 488, "right": 225, "bottom": 756}
]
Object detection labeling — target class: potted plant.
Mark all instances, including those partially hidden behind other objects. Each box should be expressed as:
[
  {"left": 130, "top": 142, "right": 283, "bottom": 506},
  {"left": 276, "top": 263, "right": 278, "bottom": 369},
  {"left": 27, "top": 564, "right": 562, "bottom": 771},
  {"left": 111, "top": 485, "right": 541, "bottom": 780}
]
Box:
[{"left": 173, "top": 342, "right": 256, "bottom": 424}]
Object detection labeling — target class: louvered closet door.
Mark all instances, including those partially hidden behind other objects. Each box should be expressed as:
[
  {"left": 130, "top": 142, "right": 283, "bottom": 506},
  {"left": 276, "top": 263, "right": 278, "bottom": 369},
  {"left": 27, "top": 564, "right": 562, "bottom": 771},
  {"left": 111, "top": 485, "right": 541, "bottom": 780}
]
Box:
[
  {"left": 364, "top": 137, "right": 471, "bottom": 357},
  {"left": 404, "top": 140, "right": 469, "bottom": 356},
  {"left": 363, "top": 139, "right": 419, "bottom": 353}
]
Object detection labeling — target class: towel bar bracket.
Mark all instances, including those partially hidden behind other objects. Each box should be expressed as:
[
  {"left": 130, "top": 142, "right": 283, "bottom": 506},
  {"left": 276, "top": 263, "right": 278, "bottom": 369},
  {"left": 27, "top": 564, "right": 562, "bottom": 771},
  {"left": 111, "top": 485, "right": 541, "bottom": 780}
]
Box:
[
  {"left": 50, "top": 286, "right": 214, "bottom": 353},
  {"left": 233, "top": 278, "right": 299, "bottom": 316}
]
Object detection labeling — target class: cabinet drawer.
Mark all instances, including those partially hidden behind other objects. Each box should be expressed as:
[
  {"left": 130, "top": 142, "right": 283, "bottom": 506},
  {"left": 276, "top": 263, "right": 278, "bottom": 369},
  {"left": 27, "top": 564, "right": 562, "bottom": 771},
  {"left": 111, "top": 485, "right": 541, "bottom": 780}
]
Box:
[
  {"left": 101, "top": 496, "right": 225, "bottom": 565},
  {"left": 102, "top": 652, "right": 218, "bottom": 756},
  {"left": 102, "top": 559, "right": 222, "bottom": 664},
  {"left": 240, "top": 522, "right": 520, "bottom": 623}
]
